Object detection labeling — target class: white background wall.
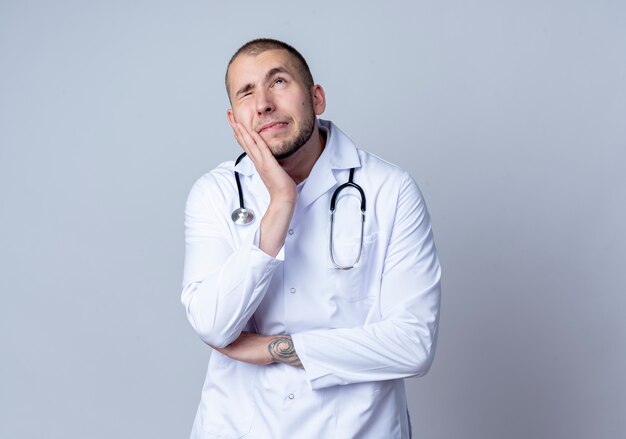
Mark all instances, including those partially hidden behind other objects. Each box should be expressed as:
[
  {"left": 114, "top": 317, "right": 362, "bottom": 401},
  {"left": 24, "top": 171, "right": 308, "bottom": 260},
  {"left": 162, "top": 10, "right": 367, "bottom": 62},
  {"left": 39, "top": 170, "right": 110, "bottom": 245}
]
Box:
[{"left": 1, "top": 1, "right": 624, "bottom": 438}]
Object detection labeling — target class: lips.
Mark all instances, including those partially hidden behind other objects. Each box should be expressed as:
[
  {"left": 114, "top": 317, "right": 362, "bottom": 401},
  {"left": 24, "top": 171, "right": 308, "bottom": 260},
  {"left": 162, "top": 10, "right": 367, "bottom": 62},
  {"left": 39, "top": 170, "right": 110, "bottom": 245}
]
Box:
[{"left": 258, "top": 121, "right": 289, "bottom": 133}]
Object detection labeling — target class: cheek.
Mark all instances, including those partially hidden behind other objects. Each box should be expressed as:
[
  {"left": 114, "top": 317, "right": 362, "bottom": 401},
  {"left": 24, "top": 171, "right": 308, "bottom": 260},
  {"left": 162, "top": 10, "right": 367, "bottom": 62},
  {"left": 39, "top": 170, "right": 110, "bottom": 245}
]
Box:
[{"left": 232, "top": 107, "right": 255, "bottom": 128}]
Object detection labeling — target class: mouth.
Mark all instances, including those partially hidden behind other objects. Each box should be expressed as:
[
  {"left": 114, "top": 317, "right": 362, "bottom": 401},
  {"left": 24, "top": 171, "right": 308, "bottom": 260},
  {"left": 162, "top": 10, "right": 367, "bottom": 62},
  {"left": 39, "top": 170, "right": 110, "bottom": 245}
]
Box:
[{"left": 258, "top": 121, "right": 289, "bottom": 133}]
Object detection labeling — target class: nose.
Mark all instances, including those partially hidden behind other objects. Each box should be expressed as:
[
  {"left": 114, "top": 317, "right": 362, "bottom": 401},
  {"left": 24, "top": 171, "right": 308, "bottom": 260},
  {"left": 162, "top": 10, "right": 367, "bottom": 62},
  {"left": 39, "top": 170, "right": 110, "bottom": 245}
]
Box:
[{"left": 255, "top": 88, "right": 275, "bottom": 115}]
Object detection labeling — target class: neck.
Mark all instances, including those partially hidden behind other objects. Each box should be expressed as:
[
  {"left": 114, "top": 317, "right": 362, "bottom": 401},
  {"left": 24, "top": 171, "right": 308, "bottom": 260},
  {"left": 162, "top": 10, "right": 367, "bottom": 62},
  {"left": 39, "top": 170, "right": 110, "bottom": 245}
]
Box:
[{"left": 278, "top": 127, "right": 327, "bottom": 185}]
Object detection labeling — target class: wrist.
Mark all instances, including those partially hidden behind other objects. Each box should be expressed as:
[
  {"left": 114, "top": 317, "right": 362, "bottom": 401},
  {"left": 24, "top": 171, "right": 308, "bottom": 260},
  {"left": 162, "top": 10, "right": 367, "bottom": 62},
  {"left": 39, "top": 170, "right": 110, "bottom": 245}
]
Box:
[
  {"left": 268, "top": 197, "right": 296, "bottom": 211},
  {"left": 263, "top": 201, "right": 295, "bottom": 227},
  {"left": 267, "top": 335, "right": 303, "bottom": 368}
]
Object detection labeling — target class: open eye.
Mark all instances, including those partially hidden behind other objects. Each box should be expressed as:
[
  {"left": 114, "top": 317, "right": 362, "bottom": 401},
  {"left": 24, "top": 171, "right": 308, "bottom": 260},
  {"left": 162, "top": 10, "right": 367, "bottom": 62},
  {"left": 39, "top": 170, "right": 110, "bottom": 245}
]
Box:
[{"left": 272, "top": 77, "right": 286, "bottom": 87}]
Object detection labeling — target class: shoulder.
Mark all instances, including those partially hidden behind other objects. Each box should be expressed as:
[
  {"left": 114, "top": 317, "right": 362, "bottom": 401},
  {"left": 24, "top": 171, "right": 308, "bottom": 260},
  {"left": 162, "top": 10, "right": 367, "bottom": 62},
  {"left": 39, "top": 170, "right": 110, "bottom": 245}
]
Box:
[
  {"left": 356, "top": 149, "right": 417, "bottom": 191},
  {"left": 355, "top": 148, "right": 427, "bottom": 222},
  {"left": 192, "top": 161, "right": 236, "bottom": 188},
  {"left": 186, "top": 161, "right": 238, "bottom": 207},
  {"left": 191, "top": 160, "right": 238, "bottom": 191}
]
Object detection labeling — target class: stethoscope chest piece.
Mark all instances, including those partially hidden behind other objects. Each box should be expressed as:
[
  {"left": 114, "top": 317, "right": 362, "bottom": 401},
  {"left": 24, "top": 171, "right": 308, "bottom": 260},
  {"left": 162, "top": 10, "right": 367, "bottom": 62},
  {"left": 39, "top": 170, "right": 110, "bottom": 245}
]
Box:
[
  {"left": 232, "top": 152, "right": 256, "bottom": 226},
  {"left": 231, "top": 207, "right": 255, "bottom": 225}
]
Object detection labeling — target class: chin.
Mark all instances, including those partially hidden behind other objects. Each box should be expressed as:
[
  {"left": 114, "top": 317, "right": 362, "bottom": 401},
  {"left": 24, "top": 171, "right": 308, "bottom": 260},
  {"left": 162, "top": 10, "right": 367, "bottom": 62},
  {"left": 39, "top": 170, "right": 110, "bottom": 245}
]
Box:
[
  {"left": 273, "top": 144, "right": 303, "bottom": 161},
  {"left": 268, "top": 138, "right": 294, "bottom": 153}
]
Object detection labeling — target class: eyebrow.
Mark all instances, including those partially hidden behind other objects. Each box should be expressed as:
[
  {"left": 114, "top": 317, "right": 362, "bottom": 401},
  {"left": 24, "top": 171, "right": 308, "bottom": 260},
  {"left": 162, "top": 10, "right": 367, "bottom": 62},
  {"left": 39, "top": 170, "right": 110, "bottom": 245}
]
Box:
[{"left": 234, "top": 67, "right": 291, "bottom": 98}]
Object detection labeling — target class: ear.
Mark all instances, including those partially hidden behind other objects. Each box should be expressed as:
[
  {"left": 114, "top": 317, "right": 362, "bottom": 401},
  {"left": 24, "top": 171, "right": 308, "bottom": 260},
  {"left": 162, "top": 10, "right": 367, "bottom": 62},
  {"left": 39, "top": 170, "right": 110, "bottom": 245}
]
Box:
[
  {"left": 311, "top": 84, "right": 326, "bottom": 116},
  {"left": 226, "top": 109, "right": 236, "bottom": 127}
]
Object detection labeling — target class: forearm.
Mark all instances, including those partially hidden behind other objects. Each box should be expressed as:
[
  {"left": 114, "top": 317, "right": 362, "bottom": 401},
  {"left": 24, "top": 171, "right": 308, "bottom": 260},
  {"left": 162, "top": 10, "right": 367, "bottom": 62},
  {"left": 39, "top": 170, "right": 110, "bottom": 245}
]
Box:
[
  {"left": 182, "top": 242, "right": 281, "bottom": 347},
  {"left": 292, "top": 317, "right": 438, "bottom": 389},
  {"left": 259, "top": 200, "right": 295, "bottom": 257},
  {"left": 190, "top": 200, "right": 294, "bottom": 345},
  {"left": 182, "top": 211, "right": 294, "bottom": 347},
  {"left": 210, "top": 332, "right": 303, "bottom": 368},
  {"left": 291, "top": 271, "right": 441, "bottom": 390}
]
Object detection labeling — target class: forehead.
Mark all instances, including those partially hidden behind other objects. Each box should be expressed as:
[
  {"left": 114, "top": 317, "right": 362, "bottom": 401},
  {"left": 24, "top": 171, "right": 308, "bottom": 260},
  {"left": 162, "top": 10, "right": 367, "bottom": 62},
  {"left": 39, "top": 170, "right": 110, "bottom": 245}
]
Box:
[{"left": 227, "top": 49, "right": 299, "bottom": 90}]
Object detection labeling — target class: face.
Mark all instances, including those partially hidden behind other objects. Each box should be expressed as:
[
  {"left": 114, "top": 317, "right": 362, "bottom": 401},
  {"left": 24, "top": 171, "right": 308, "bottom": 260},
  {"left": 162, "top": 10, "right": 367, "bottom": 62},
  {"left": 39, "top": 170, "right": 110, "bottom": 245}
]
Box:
[{"left": 227, "top": 49, "right": 325, "bottom": 160}]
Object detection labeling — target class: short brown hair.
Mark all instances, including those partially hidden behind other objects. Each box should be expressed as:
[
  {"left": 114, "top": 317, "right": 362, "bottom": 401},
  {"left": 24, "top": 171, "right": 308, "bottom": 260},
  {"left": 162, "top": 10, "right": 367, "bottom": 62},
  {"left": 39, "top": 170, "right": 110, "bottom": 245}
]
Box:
[{"left": 225, "top": 38, "right": 314, "bottom": 100}]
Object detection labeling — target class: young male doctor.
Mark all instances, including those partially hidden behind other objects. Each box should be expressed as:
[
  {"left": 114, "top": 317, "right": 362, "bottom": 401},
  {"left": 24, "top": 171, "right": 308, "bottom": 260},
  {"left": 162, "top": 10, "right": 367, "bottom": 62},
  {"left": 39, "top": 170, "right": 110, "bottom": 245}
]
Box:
[{"left": 181, "top": 38, "right": 441, "bottom": 439}]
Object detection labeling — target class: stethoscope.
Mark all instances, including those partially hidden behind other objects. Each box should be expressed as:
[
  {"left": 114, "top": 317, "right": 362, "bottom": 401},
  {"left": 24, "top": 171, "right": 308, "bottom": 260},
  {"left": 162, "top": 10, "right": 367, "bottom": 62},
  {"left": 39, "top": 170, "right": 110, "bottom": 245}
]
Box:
[{"left": 231, "top": 152, "right": 366, "bottom": 270}]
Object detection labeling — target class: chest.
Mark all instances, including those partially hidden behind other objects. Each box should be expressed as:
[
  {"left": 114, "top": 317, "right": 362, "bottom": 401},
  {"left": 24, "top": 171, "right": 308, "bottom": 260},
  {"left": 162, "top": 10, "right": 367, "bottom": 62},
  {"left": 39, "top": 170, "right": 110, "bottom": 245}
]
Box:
[{"left": 248, "top": 188, "right": 383, "bottom": 334}]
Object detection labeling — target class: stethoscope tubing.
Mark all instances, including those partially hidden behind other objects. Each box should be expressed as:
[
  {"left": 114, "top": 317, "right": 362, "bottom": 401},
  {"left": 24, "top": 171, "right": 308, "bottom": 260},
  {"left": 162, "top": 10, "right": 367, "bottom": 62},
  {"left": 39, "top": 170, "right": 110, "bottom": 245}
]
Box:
[
  {"left": 232, "top": 152, "right": 366, "bottom": 269},
  {"left": 234, "top": 152, "right": 247, "bottom": 210}
]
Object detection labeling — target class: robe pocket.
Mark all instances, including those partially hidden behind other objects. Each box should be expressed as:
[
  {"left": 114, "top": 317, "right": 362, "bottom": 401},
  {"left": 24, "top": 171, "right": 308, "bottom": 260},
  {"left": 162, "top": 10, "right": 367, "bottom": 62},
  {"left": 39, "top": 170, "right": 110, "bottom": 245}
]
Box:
[
  {"left": 200, "top": 406, "right": 255, "bottom": 439},
  {"left": 200, "top": 352, "right": 257, "bottom": 438},
  {"left": 328, "top": 232, "right": 379, "bottom": 302}
]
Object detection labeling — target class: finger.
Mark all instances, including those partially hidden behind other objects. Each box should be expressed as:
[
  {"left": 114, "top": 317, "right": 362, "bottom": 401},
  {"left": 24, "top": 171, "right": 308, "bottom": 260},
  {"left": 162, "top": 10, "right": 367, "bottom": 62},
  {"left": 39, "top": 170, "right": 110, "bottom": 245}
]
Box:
[
  {"left": 249, "top": 130, "right": 276, "bottom": 161},
  {"left": 229, "top": 120, "right": 243, "bottom": 141},
  {"left": 235, "top": 122, "right": 255, "bottom": 149},
  {"left": 230, "top": 121, "right": 247, "bottom": 145},
  {"left": 236, "top": 123, "right": 258, "bottom": 149},
  {"left": 235, "top": 123, "right": 263, "bottom": 163},
  {"left": 231, "top": 122, "right": 255, "bottom": 159},
  {"left": 229, "top": 121, "right": 249, "bottom": 154},
  {"left": 230, "top": 121, "right": 259, "bottom": 161}
]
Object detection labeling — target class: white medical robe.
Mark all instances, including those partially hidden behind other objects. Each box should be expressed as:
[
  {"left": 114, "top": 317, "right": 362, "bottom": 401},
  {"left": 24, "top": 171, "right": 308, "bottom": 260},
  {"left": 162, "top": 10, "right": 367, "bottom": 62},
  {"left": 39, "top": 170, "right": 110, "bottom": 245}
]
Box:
[{"left": 181, "top": 119, "right": 441, "bottom": 438}]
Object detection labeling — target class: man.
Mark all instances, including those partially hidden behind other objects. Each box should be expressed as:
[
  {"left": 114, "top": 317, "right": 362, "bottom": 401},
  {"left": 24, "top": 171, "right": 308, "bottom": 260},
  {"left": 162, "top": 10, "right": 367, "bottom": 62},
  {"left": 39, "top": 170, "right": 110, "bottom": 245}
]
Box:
[{"left": 181, "top": 38, "right": 441, "bottom": 438}]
